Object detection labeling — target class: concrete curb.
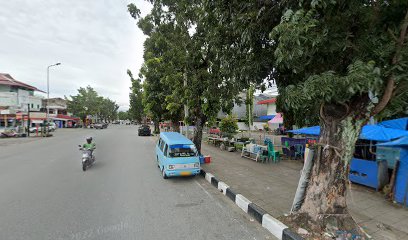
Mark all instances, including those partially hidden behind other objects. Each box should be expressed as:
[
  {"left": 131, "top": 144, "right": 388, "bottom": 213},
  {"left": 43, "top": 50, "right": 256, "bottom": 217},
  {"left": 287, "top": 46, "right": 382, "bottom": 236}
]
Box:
[{"left": 199, "top": 169, "right": 303, "bottom": 240}]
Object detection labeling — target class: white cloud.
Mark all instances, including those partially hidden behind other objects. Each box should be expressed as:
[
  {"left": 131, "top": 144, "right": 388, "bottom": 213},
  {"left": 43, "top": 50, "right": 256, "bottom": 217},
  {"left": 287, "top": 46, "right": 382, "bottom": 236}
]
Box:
[{"left": 0, "top": 0, "right": 151, "bottom": 110}]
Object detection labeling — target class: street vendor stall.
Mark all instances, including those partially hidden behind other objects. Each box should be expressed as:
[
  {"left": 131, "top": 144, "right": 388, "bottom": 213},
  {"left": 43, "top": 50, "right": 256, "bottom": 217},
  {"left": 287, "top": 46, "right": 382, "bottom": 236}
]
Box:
[
  {"left": 288, "top": 124, "right": 408, "bottom": 189},
  {"left": 377, "top": 136, "right": 408, "bottom": 206}
]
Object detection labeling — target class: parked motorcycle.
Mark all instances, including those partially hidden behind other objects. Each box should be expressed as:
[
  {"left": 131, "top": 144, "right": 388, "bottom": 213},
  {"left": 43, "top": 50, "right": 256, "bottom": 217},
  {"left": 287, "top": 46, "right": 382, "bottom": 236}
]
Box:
[{"left": 78, "top": 145, "right": 95, "bottom": 171}]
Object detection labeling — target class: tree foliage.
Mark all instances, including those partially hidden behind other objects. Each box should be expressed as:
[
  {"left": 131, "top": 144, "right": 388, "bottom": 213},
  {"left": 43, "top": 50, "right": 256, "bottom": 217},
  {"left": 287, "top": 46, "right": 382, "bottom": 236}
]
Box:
[
  {"left": 128, "top": 70, "right": 144, "bottom": 122},
  {"left": 127, "top": 0, "right": 408, "bottom": 234},
  {"left": 219, "top": 115, "right": 238, "bottom": 136},
  {"left": 66, "top": 86, "right": 119, "bottom": 123},
  {"left": 118, "top": 111, "right": 128, "bottom": 120}
]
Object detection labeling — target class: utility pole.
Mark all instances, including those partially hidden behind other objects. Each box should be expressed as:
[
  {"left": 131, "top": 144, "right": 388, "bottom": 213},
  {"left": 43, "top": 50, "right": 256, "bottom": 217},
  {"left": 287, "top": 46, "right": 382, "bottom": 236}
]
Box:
[
  {"left": 46, "top": 62, "right": 61, "bottom": 135},
  {"left": 27, "top": 104, "right": 30, "bottom": 137}
]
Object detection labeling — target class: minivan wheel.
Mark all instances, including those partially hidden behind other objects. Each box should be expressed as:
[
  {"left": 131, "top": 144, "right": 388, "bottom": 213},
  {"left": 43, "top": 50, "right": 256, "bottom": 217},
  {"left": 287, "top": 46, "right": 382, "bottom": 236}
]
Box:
[{"left": 162, "top": 168, "right": 168, "bottom": 179}]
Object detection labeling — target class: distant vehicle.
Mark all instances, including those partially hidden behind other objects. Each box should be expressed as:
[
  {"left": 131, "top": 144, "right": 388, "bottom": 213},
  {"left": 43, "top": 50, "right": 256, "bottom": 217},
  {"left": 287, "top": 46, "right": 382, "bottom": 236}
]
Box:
[
  {"left": 138, "top": 125, "right": 151, "bottom": 136},
  {"left": 94, "top": 123, "right": 108, "bottom": 129},
  {"left": 40, "top": 122, "right": 56, "bottom": 132},
  {"left": 156, "top": 132, "right": 200, "bottom": 179},
  {"left": 209, "top": 127, "right": 220, "bottom": 135},
  {"left": 29, "top": 126, "right": 42, "bottom": 133}
]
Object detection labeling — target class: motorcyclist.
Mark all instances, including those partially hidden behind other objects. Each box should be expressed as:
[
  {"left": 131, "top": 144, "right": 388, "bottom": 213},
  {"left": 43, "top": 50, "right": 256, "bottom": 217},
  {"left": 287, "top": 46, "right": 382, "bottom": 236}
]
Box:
[{"left": 82, "top": 137, "right": 96, "bottom": 159}]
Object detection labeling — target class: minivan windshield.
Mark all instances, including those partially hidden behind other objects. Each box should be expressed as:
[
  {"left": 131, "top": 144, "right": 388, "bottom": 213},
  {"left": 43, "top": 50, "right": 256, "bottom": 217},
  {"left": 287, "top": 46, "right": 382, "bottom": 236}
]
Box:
[{"left": 169, "top": 144, "right": 197, "bottom": 158}]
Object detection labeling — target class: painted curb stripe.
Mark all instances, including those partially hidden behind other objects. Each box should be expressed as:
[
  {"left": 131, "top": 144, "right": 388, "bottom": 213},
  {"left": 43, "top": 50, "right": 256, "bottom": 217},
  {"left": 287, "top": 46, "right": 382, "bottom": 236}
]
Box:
[
  {"left": 205, "top": 173, "right": 214, "bottom": 183},
  {"left": 226, "top": 188, "right": 237, "bottom": 202},
  {"left": 248, "top": 203, "right": 267, "bottom": 224},
  {"left": 262, "top": 214, "right": 288, "bottom": 240},
  {"left": 217, "top": 181, "right": 229, "bottom": 195},
  {"left": 198, "top": 171, "right": 303, "bottom": 240},
  {"left": 235, "top": 194, "right": 251, "bottom": 213},
  {"left": 210, "top": 176, "right": 219, "bottom": 188},
  {"left": 282, "top": 228, "right": 304, "bottom": 240},
  {"left": 199, "top": 169, "right": 206, "bottom": 177}
]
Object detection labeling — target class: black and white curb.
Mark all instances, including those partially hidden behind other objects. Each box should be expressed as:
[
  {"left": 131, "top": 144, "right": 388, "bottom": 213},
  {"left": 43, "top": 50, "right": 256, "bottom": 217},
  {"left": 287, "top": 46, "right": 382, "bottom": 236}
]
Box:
[{"left": 200, "top": 169, "right": 303, "bottom": 240}]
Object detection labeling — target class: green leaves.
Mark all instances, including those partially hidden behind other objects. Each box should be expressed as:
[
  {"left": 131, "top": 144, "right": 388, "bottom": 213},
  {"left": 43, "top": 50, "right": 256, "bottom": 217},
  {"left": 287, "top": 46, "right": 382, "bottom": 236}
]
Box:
[
  {"left": 219, "top": 114, "right": 238, "bottom": 135},
  {"left": 66, "top": 86, "right": 119, "bottom": 122},
  {"left": 127, "top": 3, "right": 141, "bottom": 20}
]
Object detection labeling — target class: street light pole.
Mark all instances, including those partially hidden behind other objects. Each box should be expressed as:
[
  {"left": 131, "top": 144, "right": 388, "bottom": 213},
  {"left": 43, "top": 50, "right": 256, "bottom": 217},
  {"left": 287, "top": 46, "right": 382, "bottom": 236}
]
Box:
[{"left": 46, "top": 63, "right": 61, "bottom": 135}]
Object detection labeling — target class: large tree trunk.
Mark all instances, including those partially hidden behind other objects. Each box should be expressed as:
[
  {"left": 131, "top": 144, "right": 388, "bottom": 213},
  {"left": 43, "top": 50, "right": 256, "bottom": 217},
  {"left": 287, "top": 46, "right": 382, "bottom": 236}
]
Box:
[
  {"left": 293, "top": 102, "right": 369, "bottom": 235},
  {"left": 193, "top": 114, "right": 206, "bottom": 155},
  {"left": 153, "top": 118, "right": 160, "bottom": 134}
]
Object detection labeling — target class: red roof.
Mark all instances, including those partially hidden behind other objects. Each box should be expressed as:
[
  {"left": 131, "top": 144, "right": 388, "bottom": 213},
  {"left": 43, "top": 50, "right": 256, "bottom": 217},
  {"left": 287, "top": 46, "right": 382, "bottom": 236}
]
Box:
[
  {"left": 257, "top": 98, "right": 276, "bottom": 105},
  {"left": 0, "top": 73, "right": 45, "bottom": 93}
]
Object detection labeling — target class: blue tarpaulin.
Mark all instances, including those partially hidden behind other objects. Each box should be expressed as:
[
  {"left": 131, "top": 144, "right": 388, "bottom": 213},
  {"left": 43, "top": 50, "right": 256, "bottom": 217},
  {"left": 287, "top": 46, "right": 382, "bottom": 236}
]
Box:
[
  {"left": 377, "top": 136, "right": 408, "bottom": 147},
  {"left": 259, "top": 115, "right": 275, "bottom": 120},
  {"left": 359, "top": 125, "right": 408, "bottom": 142},
  {"left": 378, "top": 137, "right": 408, "bottom": 206},
  {"left": 289, "top": 125, "right": 408, "bottom": 141},
  {"left": 287, "top": 126, "right": 320, "bottom": 136},
  {"left": 379, "top": 117, "right": 408, "bottom": 130}
]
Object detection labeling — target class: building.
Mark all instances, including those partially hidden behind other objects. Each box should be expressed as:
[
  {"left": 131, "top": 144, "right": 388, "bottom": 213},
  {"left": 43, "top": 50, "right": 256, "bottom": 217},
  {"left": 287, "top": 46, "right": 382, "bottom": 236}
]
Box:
[
  {"left": 256, "top": 97, "right": 281, "bottom": 130},
  {"left": 217, "top": 92, "right": 279, "bottom": 131},
  {"left": 42, "top": 98, "right": 79, "bottom": 128},
  {"left": 0, "top": 73, "right": 44, "bottom": 129}
]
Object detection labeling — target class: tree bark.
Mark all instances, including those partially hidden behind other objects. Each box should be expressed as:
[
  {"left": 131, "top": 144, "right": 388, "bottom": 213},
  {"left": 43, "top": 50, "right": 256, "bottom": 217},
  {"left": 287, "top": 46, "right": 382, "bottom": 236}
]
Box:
[
  {"left": 193, "top": 114, "right": 206, "bottom": 155},
  {"left": 295, "top": 102, "right": 367, "bottom": 233},
  {"left": 153, "top": 118, "right": 160, "bottom": 134}
]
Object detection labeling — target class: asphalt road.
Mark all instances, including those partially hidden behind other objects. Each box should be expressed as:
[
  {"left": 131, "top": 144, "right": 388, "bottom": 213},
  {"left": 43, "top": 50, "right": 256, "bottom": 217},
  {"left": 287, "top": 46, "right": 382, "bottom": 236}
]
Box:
[{"left": 0, "top": 125, "right": 274, "bottom": 240}]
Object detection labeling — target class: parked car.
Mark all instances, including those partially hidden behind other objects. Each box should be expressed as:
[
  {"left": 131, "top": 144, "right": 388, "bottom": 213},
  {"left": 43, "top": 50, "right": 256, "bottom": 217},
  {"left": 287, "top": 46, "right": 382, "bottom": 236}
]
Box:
[
  {"left": 138, "top": 125, "right": 151, "bottom": 136},
  {"left": 39, "top": 122, "right": 57, "bottom": 131}
]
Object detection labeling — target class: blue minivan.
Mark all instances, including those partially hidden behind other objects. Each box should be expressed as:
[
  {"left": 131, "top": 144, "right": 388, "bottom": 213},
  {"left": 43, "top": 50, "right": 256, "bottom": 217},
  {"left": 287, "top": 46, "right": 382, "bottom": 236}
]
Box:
[{"left": 156, "top": 132, "right": 201, "bottom": 179}]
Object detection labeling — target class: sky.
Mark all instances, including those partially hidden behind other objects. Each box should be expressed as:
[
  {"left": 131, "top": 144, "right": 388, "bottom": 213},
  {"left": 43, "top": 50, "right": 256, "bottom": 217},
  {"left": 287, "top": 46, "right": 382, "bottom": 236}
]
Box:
[{"left": 0, "top": 0, "right": 152, "bottom": 111}]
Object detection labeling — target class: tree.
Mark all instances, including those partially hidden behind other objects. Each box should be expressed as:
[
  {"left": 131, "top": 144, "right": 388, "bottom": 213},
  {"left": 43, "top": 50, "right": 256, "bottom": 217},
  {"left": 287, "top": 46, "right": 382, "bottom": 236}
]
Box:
[
  {"left": 128, "top": 70, "right": 144, "bottom": 123},
  {"left": 129, "top": 4, "right": 185, "bottom": 133},
  {"left": 66, "top": 86, "right": 100, "bottom": 124},
  {"left": 118, "top": 111, "right": 128, "bottom": 120},
  {"left": 98, "top": 97, "right": 119, "bottom": 122},
  {"left": 66, "top": 86, "right": 119, "bottom": 124},
  {"left": 219, "top": 115, "right": 238, "bottom": 138},
  {"left": 271, "top": 0, "right": 408, "bottom": 235},
  {"left": 128, "top": 0, "right": 245, "bottom": 153},
  {"left": 245, "top": 85, "right": 254, "bottom": 130}
]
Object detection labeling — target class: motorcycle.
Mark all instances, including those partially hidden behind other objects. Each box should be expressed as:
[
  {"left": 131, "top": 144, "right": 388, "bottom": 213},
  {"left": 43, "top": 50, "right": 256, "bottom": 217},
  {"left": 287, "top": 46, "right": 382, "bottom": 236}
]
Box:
[{"left": 78, "top": 145, "right": 95, "bottom": 171}]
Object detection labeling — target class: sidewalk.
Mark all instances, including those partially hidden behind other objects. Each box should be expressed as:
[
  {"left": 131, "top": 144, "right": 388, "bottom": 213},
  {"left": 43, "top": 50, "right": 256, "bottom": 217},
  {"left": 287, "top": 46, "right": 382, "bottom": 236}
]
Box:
[{"left": 201, "top": 143, "right": 408, "bottom": 240}]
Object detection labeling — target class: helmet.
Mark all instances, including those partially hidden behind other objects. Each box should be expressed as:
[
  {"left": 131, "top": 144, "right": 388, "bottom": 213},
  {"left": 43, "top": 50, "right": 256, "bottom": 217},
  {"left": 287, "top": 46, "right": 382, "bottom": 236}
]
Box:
[{"left": 86, "top": 137, "right": 92, "bottom": 143}]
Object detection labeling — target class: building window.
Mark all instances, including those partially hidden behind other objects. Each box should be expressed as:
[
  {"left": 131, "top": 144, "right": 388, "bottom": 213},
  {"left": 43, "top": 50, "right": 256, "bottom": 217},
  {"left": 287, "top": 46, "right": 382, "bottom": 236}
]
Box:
[
  {"left": 31, "top": 104, "right": 34, "bottom": 108},
  {"left": 37, "top": 105, "right": 40, "bottom": 109}
]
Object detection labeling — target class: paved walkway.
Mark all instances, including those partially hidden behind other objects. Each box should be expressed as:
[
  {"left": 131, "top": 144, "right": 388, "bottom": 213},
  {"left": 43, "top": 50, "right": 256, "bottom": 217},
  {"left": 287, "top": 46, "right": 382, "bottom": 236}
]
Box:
[{"left": 201, "top": 142, "right": 408, "bottom": 240}]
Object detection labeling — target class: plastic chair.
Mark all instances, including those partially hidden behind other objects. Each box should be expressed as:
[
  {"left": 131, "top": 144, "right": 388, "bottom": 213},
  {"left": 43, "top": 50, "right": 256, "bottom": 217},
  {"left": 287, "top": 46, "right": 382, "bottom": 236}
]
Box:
[
  {"left": 267, "top": 142, "right": 280, "bottom": 163},
  {"left": 258, "top": 149, "right": 269, "bottom": 163},
  {"left": 294, "top": 144, "right": 304, "bottom": 160}
]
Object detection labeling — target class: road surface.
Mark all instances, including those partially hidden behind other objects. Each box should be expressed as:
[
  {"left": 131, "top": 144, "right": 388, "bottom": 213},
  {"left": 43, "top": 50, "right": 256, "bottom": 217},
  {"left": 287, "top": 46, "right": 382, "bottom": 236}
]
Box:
[{"left": 0, "top": 125, "right": 273, "bottom": 240}]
